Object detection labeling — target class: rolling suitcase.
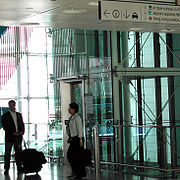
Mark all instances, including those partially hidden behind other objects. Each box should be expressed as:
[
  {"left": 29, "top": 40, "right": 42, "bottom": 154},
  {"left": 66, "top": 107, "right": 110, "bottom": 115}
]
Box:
[
  {"left": 80, "top": 148, "right": 92, "bottom": 166},
  {"left": 21, "top": 148, "right": 47, "bottom": 174}
]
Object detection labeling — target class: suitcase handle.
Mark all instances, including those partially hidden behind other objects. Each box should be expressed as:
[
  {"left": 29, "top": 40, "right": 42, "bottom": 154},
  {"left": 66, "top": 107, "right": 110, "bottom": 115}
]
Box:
[{"left": 23, "top": 139, "right": 28, "bottom": 149}]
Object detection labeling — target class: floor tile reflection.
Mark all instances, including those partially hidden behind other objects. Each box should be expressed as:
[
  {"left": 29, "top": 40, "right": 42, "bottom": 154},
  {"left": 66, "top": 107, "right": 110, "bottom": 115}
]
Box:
[{"left": 0, "top": 162, "right": 179, "bottom": 180}]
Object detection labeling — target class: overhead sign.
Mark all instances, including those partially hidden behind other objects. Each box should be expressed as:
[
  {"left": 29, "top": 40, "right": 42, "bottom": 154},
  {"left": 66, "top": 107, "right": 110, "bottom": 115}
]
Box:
[{"left": 99, "top": 1, "right": 180, "bottom": 24}]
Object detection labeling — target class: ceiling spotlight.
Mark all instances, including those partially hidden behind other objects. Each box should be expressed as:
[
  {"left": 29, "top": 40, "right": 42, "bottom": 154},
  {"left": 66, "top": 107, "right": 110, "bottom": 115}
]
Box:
[
  {"left": 129, "top": 27, "right": 143, "bottom": 31},
  {"left": 20, "top": 22, "right": 40, "bottom": 26},
  {"left": 63, "top": 9, "right": 86, "bottom": 14},
  {"left": 25, "top": 7, "right": 34, "bottom": 10},
  {"left": 88, "top": 2, "right": 98, "bottom": 6},
  {"left": 161, "top": 29, "right": 174, "bottom": 33}
]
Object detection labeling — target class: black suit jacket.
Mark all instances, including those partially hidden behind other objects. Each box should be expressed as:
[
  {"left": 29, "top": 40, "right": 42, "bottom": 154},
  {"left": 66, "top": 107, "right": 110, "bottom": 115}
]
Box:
[{"left": 2, "top": 111, "right": 25, "bottom": 142}]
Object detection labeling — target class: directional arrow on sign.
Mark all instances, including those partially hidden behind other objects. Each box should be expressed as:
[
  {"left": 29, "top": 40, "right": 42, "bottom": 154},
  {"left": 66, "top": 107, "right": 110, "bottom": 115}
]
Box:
[
  {"left": 103, "top": 9, "right": 110, "bottom": 18},
  {"left": 123, "top": 11, "right": 130, "bottom": 19}
]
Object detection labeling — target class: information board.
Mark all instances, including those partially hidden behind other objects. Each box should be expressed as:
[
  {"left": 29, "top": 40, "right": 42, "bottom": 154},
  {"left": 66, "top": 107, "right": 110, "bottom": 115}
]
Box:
[{"left": 99, "top": 1, "right": 180, "bottom": 24}]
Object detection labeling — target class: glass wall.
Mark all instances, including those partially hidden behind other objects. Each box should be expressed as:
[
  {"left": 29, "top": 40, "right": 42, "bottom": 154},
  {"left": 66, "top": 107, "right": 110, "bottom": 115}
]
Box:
[
  {"left": 51, "top": 29, "right": 114, "bottom": 163},
  {"left": 128, "top": 32, "right": 170, "bottom": 164},
  {"left": 0, "top": 27, "right": 62, "bottom": 159},
  {"left": 51, "top": 29, "right": 180, "bottom": 175},
  {"left": 112, "top": 31, "right": 180, "bottom": 177}
]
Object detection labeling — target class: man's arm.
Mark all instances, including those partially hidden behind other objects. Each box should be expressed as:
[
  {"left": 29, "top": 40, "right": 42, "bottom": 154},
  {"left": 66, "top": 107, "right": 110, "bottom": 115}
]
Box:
[
  {"left": 17, "top": 112, "right": 25, "bottom": 135},
  {"left": 1, "top": 114, "right": 8, "bottom": 131}
]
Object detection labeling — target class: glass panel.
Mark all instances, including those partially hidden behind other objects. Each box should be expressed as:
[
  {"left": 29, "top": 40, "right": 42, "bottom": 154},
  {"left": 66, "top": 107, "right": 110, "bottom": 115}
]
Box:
[
  {"left": 29, "top": 99, "right": 48, "bottom": 123},
  {"left": 119, "top": 125, "right": 174, "bottom": 176},
  {"left": 48, "top": 124, "right": 63, "bottom": 157},
  {"left": 28, "top": 28, "right": 47, "bottom": 54},
  {"left": 85, "top": 72, "right": 113, "bottom": 163},
  {"left": 159, "top": 33, "right": 167, "bottom": 67},
  {"left": 24, "top": 123, "right": 47, "bottom": 154},
  {"left": 141, "top": 32, "right": 154, "bottom": 67},
  {"left": 20, "top": 55, "right": 28, "bottom": 97},
  {"left": 29, "top": 56, "right": 48, "bottom": 97},
  {"left": 0, "top": 69, "right": 18, "bottom": 99},
  {"left": 0, "top": 26, "right": 59, "bottom": 158},
  {"left": 161, "top": 77, "right": 169, "bottom": 126},
  {"left": 128, "top": 31, "right": 136, "bottom": 67},
  {"left": 128, "top": 32, "right": 155, "bottom": 67},
  {"left": 128, "top": 32, "right": 168, "bottom": 68},
  {"left": 129, "top": 77, "right": 171, "bottom": 163}
]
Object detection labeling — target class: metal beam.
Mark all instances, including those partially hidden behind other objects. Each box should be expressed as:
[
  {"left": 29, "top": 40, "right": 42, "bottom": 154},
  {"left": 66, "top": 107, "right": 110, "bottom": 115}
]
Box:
[{"left": 113, "top": 67, "right": 180, "bottom": 78}]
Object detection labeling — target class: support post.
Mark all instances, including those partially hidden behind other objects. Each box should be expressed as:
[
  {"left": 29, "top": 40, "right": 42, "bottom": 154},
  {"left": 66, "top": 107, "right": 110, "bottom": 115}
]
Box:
[
  {"left": 117, "top": 123, "right": 123, "bottom": 171},
  {"left": 93, "top": 124, "right": 100, "bottom": 177}
]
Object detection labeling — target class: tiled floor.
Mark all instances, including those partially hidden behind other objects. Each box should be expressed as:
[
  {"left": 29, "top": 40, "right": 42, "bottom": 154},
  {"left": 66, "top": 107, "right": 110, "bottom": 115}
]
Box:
[{"left": 0, "top": 162, "right": 179, "bottom": 180}]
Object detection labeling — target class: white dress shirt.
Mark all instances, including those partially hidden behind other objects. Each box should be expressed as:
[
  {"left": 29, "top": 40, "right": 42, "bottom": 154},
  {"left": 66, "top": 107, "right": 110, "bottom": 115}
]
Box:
[
  {"left": 9, "top": 110, "right": 18, "bottom": 132},
  {"left": 69, "top": 113, "right": 83, "bottom": 138}
]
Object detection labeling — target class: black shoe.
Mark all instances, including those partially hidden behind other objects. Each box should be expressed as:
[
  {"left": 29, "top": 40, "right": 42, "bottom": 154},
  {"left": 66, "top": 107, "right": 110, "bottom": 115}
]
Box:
[
  {"left": 67, "top": 175, "right": 75, "bottom": 178},
  {"left": 81, "top": 173, "right": 86, "bottom": 177},
  {"left": 81, "top": 175, "right": 87, "bottom": 179},
  {"left": 67, "top": 171, "right": 76, "bottom": 178},
  {"left": 4, "top": 169, "right": 9, "bottom": 175},
  {"left": 81, "top": 177, "right": 87, "bottom": 179},
  {"left": 74, "top": 176, "right": 82, "bottom": 179},
  {"left": 67, "top": 173, "right": 76, "bottom": 179}
]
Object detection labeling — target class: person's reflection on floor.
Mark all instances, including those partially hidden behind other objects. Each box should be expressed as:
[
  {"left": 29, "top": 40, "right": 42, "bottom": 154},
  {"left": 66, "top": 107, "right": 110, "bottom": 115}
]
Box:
[
  {"left": 4, "top": 174, "right": 11, "bottom": 180},
  {"left": 24, "top": 174, "right": 41, "bottom": 180},
  {"left": 16, "top": 173, "right": 24, "bottom": 180}
]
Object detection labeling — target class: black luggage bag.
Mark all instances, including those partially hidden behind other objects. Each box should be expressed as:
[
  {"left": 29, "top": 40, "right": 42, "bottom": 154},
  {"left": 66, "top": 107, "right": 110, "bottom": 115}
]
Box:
[
  {"left": 21, "top": 148, "right": 47, "bottom": 174},
  {"left": 80, "top": 148, "right": 92, "bottom": 166}
]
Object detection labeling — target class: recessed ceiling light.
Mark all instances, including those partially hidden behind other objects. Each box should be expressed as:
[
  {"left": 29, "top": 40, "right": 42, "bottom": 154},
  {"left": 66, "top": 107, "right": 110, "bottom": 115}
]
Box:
[
  {"left": 161, "top": 29, "right": 174, "bottom": 33},
  {"left": 88, "top": 2, "right": 98, "bottom": 6},
  {"left": 25, "top": 7, "right": 34, "bottom": 10},
  {"left": 63, "top": 9, "right": 86, "bottom": 14},
  {"left": 20, "top": 22, "right": 40, "bottom": 26},
  {"left": 129, "top": 27, "right": 143, "bottom": 31}
]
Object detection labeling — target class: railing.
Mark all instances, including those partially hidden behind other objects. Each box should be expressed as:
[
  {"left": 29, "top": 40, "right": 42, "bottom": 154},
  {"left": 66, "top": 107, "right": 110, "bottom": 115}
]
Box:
[
  {"left": 93, "top": 123, "right": 180, "bottom": 178},
  {"left": 0, "top": 122, "right": 64, "bottom": 165}
]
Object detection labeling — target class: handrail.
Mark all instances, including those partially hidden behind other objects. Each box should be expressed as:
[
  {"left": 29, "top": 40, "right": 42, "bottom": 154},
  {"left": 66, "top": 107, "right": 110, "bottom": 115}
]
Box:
[
  {"left": 113, "top": 124, "right": 180, "bottom": 128},
  {"left": 93, "top": 123, "right": 179, "bottom": 178}
]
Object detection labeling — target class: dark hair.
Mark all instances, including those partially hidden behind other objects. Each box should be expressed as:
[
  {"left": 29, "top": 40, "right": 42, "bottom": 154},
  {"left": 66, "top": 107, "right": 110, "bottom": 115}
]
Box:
[
  {"left": 8, "top": 100, "right": 16, "bottom": 105},
  {"left": 69, "top": 102, "right": 79, "bottom": 113}
]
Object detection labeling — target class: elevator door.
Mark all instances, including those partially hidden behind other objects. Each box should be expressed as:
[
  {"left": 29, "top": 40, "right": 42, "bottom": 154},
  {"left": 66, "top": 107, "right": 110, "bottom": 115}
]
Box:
[{"left": 60, "top": 78, "right": 86, "bottom": 164}]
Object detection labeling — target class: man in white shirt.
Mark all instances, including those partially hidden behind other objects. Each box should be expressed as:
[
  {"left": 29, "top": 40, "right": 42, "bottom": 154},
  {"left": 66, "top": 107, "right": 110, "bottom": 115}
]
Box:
[
  {"left": 2, "top": 100, "right": 25, "bottom": 175},
  {"left": 67, "top": 102, "right": 86, "bottom": 179}
]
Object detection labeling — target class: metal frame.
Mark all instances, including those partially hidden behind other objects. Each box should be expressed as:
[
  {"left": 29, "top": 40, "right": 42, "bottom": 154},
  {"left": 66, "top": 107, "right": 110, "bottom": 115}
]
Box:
[
  {"left": 110, "top": 31, "right": 180, "bottom": 178},
  {"left": 93, "top": 124, "right": 180, "bottom": 177},
  {"left": 57, "top": 75, "right": 87, "bottom": 146}
]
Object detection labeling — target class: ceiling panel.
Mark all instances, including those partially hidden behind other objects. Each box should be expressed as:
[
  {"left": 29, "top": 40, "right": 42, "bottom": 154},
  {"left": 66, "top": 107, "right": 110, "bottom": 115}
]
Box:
[{"left": 0, "top": 0, "right": 179, "bottom": 33}]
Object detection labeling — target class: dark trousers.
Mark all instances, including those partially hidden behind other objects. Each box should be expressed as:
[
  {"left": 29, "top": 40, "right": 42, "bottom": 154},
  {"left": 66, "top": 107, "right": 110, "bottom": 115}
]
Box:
[
  {"left": 67, "top": 136, "right": 86, "bottom": 177},
  {"left": 4, "top": 138, "right": 22, "bottom": 171}
]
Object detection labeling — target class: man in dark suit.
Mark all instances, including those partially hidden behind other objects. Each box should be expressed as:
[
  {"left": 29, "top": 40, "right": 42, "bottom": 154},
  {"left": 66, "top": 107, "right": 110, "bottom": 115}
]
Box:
[{"left": 2, "top": 100, "right": 25, "bottom": 175}]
